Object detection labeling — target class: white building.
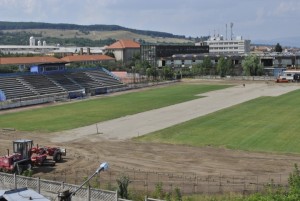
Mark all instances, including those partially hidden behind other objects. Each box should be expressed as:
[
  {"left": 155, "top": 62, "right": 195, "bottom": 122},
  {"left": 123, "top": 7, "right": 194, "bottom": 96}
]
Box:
[
  {"left": 0, "top": 45, "right": 60, "bottom": 55},
  {"left": 202, "top": 35, "right": 251, "bottom": 54}
]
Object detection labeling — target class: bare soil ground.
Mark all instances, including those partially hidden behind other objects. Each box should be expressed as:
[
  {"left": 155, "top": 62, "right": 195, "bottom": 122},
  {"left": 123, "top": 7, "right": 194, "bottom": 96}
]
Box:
[{"left": 1, "top": 79, "right": 300, "bottom": 191}]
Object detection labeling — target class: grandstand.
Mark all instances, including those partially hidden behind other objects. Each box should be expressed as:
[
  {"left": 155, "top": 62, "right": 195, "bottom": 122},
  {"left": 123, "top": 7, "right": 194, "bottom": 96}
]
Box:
[{"left": 0, "top": 68, "right": 126, "bottom": 109}]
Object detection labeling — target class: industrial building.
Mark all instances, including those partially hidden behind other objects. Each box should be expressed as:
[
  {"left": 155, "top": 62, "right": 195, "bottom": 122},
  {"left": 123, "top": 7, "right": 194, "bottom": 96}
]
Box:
[
  {"left": 203, "top": 35, "right": 251, "bottom": 54},
  {"left": 0, "top": 36, "right": 104, "bottom": 56},
  {"left": 140, "top": 44, "right": 209, "bottom": 67}
]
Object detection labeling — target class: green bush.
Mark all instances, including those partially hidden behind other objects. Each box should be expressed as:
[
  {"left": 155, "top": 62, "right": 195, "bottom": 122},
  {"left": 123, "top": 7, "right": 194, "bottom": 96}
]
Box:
[{"left": 117, "top": 174, "right": 130, "bottom": 199}]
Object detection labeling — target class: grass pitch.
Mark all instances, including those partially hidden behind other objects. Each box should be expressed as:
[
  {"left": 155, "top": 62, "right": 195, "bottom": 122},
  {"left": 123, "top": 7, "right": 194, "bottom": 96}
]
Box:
[
  {"left": 137, "top": 89, "right": 300, "bottom": 154},
  {"left": 0, "top": 84, "right": 229, "bottom": 132}
]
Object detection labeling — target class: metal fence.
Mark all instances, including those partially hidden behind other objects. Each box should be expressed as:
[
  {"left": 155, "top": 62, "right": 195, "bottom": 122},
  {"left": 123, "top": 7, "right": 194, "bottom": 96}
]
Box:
[
  {"left": 0, "top": 93, "right": 68, "bottom": 110},
  {"left": 36, "top": 166, "right": 289, "bottom": 196},
  {"left": 0, "top": 172, "right": 117, "bottom": 201},
  {"left": 194, "top": 75, "right": 275, "bottom": 81}
]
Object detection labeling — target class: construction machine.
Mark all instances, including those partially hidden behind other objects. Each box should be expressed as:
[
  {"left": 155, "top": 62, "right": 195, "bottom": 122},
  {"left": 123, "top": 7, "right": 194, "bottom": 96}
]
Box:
[{"left": 0, "top": 139, "right": 66, "bottom": 174}]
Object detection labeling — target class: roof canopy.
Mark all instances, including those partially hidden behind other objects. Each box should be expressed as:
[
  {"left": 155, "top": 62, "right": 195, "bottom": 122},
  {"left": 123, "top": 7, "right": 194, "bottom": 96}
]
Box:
[{"left": 0, "top": 56, "right": 65, "bottom": 65}]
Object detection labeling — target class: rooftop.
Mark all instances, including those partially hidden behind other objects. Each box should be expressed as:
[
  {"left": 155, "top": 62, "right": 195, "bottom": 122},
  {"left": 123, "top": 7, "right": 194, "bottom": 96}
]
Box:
[
  {"left": 0, "top": 56, "right": 65, "bottom": 65},
  {"left": 61, "top": 54, "right": 115, "bottom": 62},
  {"left": 106, "top": 39, "right": 140, "bottom": 49}
]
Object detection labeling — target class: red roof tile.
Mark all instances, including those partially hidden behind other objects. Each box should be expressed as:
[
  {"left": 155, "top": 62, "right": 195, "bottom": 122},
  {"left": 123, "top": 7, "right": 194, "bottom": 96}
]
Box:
[
  {"left": 0, "top": 56, "right": 65, "bottom": 65},
  {"left": 106, "top": 39, "right": 140, "bottom": 50},
  {"left": 61, "top": 55, "right": 115, "bottom": 62}
]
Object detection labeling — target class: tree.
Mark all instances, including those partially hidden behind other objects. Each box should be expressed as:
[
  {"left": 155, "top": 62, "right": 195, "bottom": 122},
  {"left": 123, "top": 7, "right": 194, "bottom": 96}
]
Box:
[
  {"left": 201, "top": 57, "right": 212, "bottom": 75},
  {"left": 161, "top": 67, "right": 174, "bottom": 80},
  {"left": 191, "top": 63, "right": 201, "bottom": 76},
  {"left": 135, "top": 60, "right": 151, "bottom": 76},
  {"left": 242, "top": 55, "right": 263, "bottom": 76},
  {"left": 146, "top": 67, "right": 158, "bottom": 80},
  {"left": 275, "top": 43, "right": 283, "bottom": 52},
  {"left": 216, "top": 56, "right": 228, "bottom": 77}
]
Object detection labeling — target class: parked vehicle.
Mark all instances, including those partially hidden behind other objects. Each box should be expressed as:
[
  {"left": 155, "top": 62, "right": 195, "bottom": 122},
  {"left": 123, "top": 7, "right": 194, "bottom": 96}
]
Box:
[
  {"left": 293, "top": 74, "right": 300, "bottom": 82},
  {"left": 0, "top": 139, "right": 66, "bottom": 174},
  {"left": 277, "top": 70, "right": 300, "bottom": 82}
]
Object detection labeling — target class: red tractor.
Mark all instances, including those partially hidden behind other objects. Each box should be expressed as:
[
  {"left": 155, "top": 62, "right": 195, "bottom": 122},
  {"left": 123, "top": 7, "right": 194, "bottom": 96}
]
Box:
[{"left": 0, "top": 139, "right": 66, "bottom": 174}]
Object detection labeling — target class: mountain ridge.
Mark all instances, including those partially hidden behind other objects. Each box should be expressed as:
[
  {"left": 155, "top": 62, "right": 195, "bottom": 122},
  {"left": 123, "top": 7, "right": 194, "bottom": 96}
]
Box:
[
  {"left": 253, "top": 37, "right": 300, "bottom": 48},
  {"left": 0, "top": 21, "right": 186, "bottom": 39}
]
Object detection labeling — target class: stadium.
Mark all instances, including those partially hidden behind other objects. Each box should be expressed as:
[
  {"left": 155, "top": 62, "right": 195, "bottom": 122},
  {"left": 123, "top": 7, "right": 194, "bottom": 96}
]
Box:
[{"left": 1, "top": 60, "right": 300, "bottom": 200}]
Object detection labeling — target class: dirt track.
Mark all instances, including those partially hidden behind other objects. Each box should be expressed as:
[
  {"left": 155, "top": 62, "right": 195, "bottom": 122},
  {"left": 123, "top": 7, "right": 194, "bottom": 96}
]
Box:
[
  {"left": 1, "top": 79, "right": 300, "bottom": 190},
  {"left": 51, "top": 80, "right": 300, "bottom": 142}
]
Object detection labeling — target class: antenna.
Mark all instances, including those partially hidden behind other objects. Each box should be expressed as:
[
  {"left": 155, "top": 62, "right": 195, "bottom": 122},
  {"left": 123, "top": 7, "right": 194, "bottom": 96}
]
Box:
[
  {"left": 226, "top": 24, "right": 228, "bottom": 40},
  {"left": 230, "top": 22, "right": 234, "bottom": 40}
]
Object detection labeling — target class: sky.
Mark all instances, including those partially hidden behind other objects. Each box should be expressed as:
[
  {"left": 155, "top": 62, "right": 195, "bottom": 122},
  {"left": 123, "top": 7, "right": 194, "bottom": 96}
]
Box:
[{"left": 0, "top": 0, "right": 299, "bottom": 43}]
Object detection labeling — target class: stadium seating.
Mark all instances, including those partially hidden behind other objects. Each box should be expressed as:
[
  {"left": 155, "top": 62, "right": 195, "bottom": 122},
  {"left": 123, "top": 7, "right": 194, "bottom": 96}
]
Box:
[
  {"left": 0, "top": 68, "right": 125, "bottom": 103},
  {"left": 0, "top": 76, "right": 37, "bottom": 100},
  {"left": 47, "top": 73, "right": 84, "bottom": 92},
  {"left": 85, "top": 70, "right": 124, "bottom": 87},
  {"left": 64, "top": 71, "right": 103, "bottom": 89},
  {"left": 22, "top": 74, "right": 66, "bottom": 95}
]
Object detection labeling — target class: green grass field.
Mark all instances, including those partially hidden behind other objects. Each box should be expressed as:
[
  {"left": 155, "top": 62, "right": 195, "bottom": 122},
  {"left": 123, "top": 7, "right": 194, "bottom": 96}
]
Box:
[
  {"left": 0, "top": 84, "right": 229, "bottom": 132},
  {"left": 2, "top": 82, "right": 300, "bottom": 154},
  {"left": 136, "top": 89, "right": 300, "bottom": 154}
]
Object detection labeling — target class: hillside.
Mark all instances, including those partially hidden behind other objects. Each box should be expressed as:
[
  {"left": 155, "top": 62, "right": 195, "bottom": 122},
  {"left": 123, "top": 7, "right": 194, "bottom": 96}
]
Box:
[{"left": 0, "top": 21, "right": 194, "bottom": 46}]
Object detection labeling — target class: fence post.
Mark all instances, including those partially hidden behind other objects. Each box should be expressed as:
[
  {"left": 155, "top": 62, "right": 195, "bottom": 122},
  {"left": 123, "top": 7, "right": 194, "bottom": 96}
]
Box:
[
  {"left": 14, "top": 173, "right": 17, "bottom": 189},
  {"left": 195, "top": 176, "right": 198, "bottom": 194},
  {"left": 243, "top": 176, "right": 246, "bottom": 195},
  {"left": 256, "top": 176, "right": 258, "bottom": 192},
  {"left": 207, "top": 176, "right": 209, "bottom": 193},
  {"left": 182, "top": 173, "right": 185, "bottom": 194},
  {"left": 37, "top": 177, "right": 41, "bottom": 194},
  {"left": 219, "top": 173, "right": 221, "bottom": 193},
  {"left": 146, "top": 172, "right": 149, "bottom": 193},
  {"left": 75, "top": 171, "right": 77, "bottom": 185},
  {"left": 87, "top": 185, "right": 90, "bottom": 201}
]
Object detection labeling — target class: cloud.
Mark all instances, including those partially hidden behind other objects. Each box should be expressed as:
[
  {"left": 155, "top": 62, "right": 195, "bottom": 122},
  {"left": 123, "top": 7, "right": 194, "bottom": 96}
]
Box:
[
  {"left": 0, "top": 0, "right": 299, "bottom": 40},
  {"left": 274, "top": 1, "right": 300, "bottom": 15}
]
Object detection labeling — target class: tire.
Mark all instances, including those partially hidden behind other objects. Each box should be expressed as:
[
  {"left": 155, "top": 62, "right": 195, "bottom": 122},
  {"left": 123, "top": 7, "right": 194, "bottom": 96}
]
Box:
[{"left": 53, "top": 151, "right": 62, "bottom": 162}]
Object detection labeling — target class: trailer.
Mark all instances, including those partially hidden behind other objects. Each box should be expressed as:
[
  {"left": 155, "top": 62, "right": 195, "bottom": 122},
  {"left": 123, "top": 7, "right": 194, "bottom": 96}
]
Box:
[{"left": 277, "top": 70, "right": 300, "bottom": 82}]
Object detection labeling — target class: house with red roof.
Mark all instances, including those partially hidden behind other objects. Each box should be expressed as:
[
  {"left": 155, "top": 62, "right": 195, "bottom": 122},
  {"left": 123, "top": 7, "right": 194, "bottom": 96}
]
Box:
[{"left": 104, "top": 39, "right": 140, "bottom": 66}]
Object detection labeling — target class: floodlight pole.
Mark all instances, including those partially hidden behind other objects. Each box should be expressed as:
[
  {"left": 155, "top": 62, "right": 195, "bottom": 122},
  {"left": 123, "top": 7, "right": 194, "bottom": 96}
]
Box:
[
  {"left": 58, "top": 162, "right": 109, "bottom": 201},
  {"left": 72, "top": 162, "right": 109, "bottom": 196}
]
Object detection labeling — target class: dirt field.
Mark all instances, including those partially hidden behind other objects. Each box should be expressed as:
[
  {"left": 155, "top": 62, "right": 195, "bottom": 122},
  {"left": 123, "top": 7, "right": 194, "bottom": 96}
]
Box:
[{"left": 1, "top": 79, "right": 300, "bottom": 193}]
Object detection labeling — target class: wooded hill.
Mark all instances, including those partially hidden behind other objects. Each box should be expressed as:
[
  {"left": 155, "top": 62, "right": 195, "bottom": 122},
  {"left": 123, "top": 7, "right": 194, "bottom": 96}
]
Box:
[
  {"left": 0, "top": 21, "right": 196, "bottom": 46},
  {"left": 0, "top": 21, "right": 185, "bottom": 38}
]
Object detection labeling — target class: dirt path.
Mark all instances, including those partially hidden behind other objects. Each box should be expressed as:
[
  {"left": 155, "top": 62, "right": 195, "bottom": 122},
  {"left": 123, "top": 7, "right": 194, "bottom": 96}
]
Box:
[{"left": 51, "top": 82, "right": 300, "bottom": 142}]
